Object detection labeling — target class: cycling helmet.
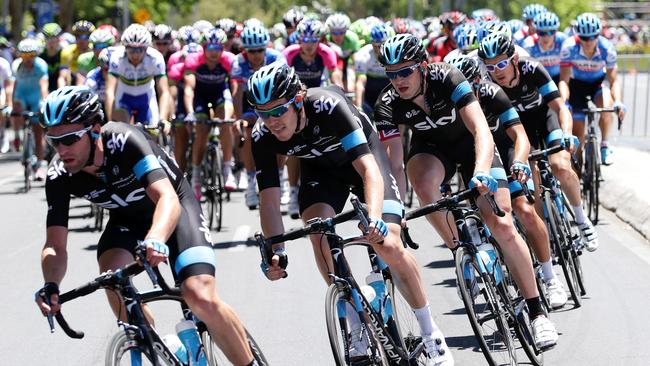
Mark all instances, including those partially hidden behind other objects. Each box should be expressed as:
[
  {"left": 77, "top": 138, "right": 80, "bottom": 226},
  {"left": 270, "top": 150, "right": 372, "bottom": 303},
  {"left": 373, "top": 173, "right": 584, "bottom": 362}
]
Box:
[
  {"left": 241, "top": 25, "right": 269, "bottom": 49},
  {"left": 534, "top": 12, "right": 560, "bottom": 32},
  {"left": 177, "top": 26, "right": 201, "bottom": 45},
  {"left": 447, "top": 54, "right": 481, "bottom": 81},
  {"left": 454, "top": 23, "right": 479, "bottom": 52},
  {"left": 272, "top": 23, "right": 287, "bottom": 39},
  {"left": 143, "top": 21, "right": 156, "bottom": 33},
  {"left": 244, "top": 18, "right": 265, "bottom": 29},
  {"left": 40, "top": 86, "right": 103, "bottom": 128},
  {"left": 507, "top": 19, "right": 525, "bottom": 34},
  {"left": 522, "top": 4, "right": 547, "bottom": 21},
  {"left": 90, "top": 29, "right": 115, "bottom": 47},
  {"left": 283, "top": 8, "right": 304, "bottom": 29},
  {"left": 216, "top": 18, "right": 238, "bottom": 35},
  {"left": 42, "top": 23, "right": 62, "bottom": 38},
  {"left": 326, "top": 13, "right": 351, "bottom": 33},
  {"left": 392, "top": 18, "right": 413, "bottom": 35},
  {"left": 121, "top": 24, "right": 152, "bottom": 48},
  {"left": 296, "top": 19, "right": 326, "bottom": 40},
  {"left": 98, "top": 25, "right": 120, "bottom": 43},
  {"left": 72, "top": 20, "right": 96, "bottom": 35},
  {"left": 303, "top": 12, "right": 320, "bottom": 21},
  {"left": 379, "top": 34, "right": 426, "bottom": 66},
  {"left": 17, "top": 38, "right": 41, "bottom": 55},
  {"left": 472, "top": 8, "right": 499, "bottom": 22},
  {"left": 152, "top": 24, "right": 173, "bottom": 41},
  {"left": 370, "top": 24, "right": 393, "bottom": 44},
  {"left": 440, "top": 11, "right": 467, "bottom": 28},
  {"left": 478, "top": 33, "right": 515, "bottom": 59},
  {"left": 193, "top": 20, "right": 213, "bottom": 34},
  {"left": 247, "top": 61, "right": 301, "bottom": 105},
  {"left": 203, "top": 28, "right": 227, "bottom": 45},
  {"left": 575, "top": 13, "right": 602, "bottom": 37}
]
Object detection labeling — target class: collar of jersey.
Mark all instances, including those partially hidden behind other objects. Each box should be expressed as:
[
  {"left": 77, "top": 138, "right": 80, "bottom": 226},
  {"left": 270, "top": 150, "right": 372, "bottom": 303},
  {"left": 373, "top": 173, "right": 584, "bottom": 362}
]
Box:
[{"left": 578, "top": 42, "right": 601, "bottom": 60}]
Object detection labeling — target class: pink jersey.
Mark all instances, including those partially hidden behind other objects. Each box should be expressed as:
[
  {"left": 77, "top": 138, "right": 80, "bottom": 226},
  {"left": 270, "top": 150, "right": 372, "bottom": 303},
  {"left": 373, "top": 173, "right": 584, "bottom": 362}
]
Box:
[
  {"left": 184, "top": 51, "right": 236, "bottom": 75},
  {"left": 166, "top": 44, "right": 204, "bottom": 82},
  {"left": 282, "top": 43, "right": 338, "bottom": 71}
]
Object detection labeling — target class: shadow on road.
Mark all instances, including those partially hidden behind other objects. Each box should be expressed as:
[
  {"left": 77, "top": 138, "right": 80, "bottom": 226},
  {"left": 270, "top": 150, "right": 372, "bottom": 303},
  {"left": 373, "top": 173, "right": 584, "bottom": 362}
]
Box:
[
  {"left": 425, "top": 259, "right": 455, "bottom": 269},
  {"left": 213, "top": 238, "right": 257, "bottom": 250}
]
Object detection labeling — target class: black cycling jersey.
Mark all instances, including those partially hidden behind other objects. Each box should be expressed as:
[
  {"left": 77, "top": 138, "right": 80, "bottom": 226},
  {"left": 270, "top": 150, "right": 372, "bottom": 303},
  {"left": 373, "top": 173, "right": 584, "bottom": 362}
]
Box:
[
  {"left": 290, "top": 54, "right": 326, "bottom": 88},
  {"left": 252, "top": 86, "right": 403, "bottom": 223},
  {"left": 40, "top": 50, "right": 63, "bottom": 93},
  {"left": 45, "top": 122, "right": 214, "bottom": 281}
]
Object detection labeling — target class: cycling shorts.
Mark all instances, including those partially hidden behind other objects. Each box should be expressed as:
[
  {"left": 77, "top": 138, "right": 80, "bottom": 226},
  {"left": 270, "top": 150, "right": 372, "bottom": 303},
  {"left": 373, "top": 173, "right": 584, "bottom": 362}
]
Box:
[
  {"left": 116, "top": 91, "right": 159, "bottom": 126},
  {"left": 14, "top": 89, "right": 42, "bottom": 115},
  {"left": 519, "top": 107, "right": 563, "bottom": 150},
  {"left": 568, "top": 78, "right": 607, "bottom": 121}
]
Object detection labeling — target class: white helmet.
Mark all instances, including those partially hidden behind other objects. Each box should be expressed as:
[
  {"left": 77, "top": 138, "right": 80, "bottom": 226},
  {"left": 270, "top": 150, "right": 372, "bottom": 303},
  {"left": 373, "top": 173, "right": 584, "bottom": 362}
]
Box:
[
  {"left": 121, "top": 24, "right": 152, "bottom": 47},
  {"left": 326, "top": 13, "right": 351, "bottom": 33}
]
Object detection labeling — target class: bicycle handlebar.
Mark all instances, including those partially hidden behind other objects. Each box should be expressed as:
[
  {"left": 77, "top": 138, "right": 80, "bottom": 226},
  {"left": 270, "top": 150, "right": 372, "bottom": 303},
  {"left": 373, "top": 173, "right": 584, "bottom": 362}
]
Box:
[
  {"left": 404, "top": 188, "right": 504, "bottom": 221},
  {"left": 528, "top": 144, "right": 565, "bottom": 161}
]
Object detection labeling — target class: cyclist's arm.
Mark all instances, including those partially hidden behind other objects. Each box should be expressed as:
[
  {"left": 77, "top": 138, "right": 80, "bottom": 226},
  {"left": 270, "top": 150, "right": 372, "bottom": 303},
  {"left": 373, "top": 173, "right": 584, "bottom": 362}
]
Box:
[
  {"left": 460, "top": 101, "right": 494, "bottom": 174},
  {"left": 606, "top": 66, "right": 622, "bottom": 105},
  {"left": 253, "top": 131, "right": 285, "bottom": 248},
  {"left": 155, "top": 75, "right": 171, "bottom": 122},
  {"left": 75, "top": 73, "right": 86, "bottom": 86},
  {"left": 3, "top": 78, "right": 13, "bottom": 110},
  {"left": 352, "top": 154, "right": 383, "bottom": 220},
  {"left": 505, "top": 124, "right": 531, "bottom": 163},
  {"left": 58, "top": 68, "right": 70, "bottom": 88},
  {"left": 232, "top": 80, "right": 244, "bottom": 119},
  {"left": 548, "top": 97, "right": 573, "bottom": 134},
  {"left": 558, "top": 65, "right": 571, "bottom": 102},
  {"left": 105, "top": 73, "right": 117, "bottom": 122},
  {"left": 382, "top": 137, "right": 406, "bottom": 201},
  {"left": 42, "top": 226, "right": 69, "bottom": 285},
  {"left": 144, "top": 178, "right": 181, "bottom": 243},
  {"left": 355, "top": 74, "right": 366, "bottom": 108},
  {"left": 39, "top": 77, "right": 48, "bottom": 101},
  {"left": 183, "top": 72, "right": 196, "bottom": 117}
]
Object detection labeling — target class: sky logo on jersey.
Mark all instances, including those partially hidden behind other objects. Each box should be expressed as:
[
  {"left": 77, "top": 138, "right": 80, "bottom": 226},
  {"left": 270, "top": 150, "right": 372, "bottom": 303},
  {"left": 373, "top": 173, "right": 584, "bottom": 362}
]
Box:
[
  {"left": 294, "top": 143, "right": 342, "bottom": 158},
  {"left": 413, "top": 109, "right": 456, "bottom": 130},
  {"left": 381, "top": 89, "right": 398, "bottom": 104},
  {"left": 521, "top": 60, "right": 539, "bottom": 75},
  {"left": 405, "top": 109, "right": 421, "bottom": 119},
  {"left": 479, "top": 84, "right": 498, "bottom": 99},
  {"left": 47, "top": 160, "right": 67, "bottom": 180},
  {"left": 94, "top": 187, "right": 147, "bottom": 209},
  {"left": 428, "top": 66, "right": 451, "bottom": 81},
  {"left": 251, "top": 123, "right": 269, "bottom": 142},
  {"left": 106, "top": 131, "right": 132, "bottom": 154},
  {"left": 313, "top": 95, "right": 341, "bottom": 115}
]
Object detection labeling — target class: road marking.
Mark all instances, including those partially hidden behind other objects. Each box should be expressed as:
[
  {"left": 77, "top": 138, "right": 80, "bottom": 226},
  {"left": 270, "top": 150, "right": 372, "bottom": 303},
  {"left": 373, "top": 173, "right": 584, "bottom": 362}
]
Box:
[{"left": 228, "top": 225, "right": 251, "bottom": 252}]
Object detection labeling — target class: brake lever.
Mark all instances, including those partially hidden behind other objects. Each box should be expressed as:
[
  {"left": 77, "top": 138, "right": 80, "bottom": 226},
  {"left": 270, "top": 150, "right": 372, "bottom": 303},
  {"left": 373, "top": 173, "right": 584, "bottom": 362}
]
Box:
[{"left": 135, "top": 243, "right": 159, "bottom": 287}]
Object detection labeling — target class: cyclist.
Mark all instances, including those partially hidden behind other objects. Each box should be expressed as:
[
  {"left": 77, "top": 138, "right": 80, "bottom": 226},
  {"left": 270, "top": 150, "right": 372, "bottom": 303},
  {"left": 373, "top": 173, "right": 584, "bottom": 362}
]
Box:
[
  {"left": 183, "top": 28, "right": 237, "bottom": 198},
  {"left": 35, "top": 86, "right": 259, "bottom": 366},
  {"left": 151, "top": 24, "right": 176, "bottom": 63},
  {"left": 98, "top": 24, "right": 120, "bottom": 44},
  {"left": 249, "top": 61, "right": 454, "bottom": 365},
  {"left": 76, "top": 28, "right": 116, "bottom": 84},
  {"left": 559, "top": 13, "right": 625, "bottom": 166},
  {"left": 85, "top": 47, "right": 116, "bottom": 109},
  {"left": 105, "top": 24, "right": 170, "bottom": 127},
  {"left": 478, "top": 33, "right": 600, "bottom": 252},
  {"left": 281, "top": 7, "right": 304, "bottom": 48},
  {"left": 353, "top": 23, "right": 392, "bottom": 115},
  {"left": 325, "top": 13, "right": 361, "bottom": 92},
  {"left": 448, "top": 54, "right": 568, "bottom": 309},
  {"left": 60, "top": 20, "right": 96, "bottom": 85},
  {"left": 442, "top": 22, "right": 478, "bottom": 62},
  {"left": 428, "top": 11, "right": 466, "bottom": 62},
  {"left": 0, "top": 48, "right": 13, "bottom": 153},
  {"left": 523, "top": 12, "right": 567, "bottom": 85},
  {"left": 374, "top": 34, "right": 558, "bottom": 349},
  {"left": 513, "top": 4, "right": 547, "bottom": 46},
  {"left": 216, "top": 18, "right": 244, "bottom": 55},
  {"left": 39, "top": 23, "right": 67, "bottom": 92},
  {"left": 231, "top": 24, "right": 286, "bottom": 209},
  {"left": 11, "top": 38, "right": 49, "bottom": 179}
]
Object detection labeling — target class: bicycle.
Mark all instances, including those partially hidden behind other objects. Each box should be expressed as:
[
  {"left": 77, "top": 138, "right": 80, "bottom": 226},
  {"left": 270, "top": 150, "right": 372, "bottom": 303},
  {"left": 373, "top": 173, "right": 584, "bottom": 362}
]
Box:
[
  {"left": 18, "top": 111, "right": 40, "bottom": 193},
  {"left": 529, "top": 144, "right": 586, "bottom": 308},
  {"left": 402, "top": 189, "right": 544, "bottom": 366},
  {"left": 580, "top": 96, "right": 620, "bottom": 224},
  {"left": 47, "top": 243, "right": 268, "bottom": 366},
  {"left": 256, "top": 197, "right": 429, "bottom": 366}
]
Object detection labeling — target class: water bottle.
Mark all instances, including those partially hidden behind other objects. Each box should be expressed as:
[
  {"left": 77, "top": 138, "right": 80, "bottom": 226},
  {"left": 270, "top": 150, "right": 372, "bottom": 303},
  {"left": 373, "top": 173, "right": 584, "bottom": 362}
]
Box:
[
  {"left": 478, "top": 241, "right": 502, "bottom": 284},
  {"left": 162, "top": 333, "right": 189, "bottom": 364},
  {"left": 176, "top": 319, "right": 207, "bottom": 366},
  {"left": 366, "top": 272, "right": 387, "bottom": 314}
]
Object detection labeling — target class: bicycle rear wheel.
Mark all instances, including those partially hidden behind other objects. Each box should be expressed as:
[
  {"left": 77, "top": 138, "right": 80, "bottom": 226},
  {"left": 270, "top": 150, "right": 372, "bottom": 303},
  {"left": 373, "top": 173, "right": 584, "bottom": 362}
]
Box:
[
  {"left": 386, "top": 276, "right": 428, "bottom": 364},
  {"left": 455, "top": 247, "right": 517, "bottom": 366},
  {"left": 201, "top": 327, "right": 269, "bottom": 366},
  {"left": 583, "top": 139, "right": 600, "bottom": 224},
  {"left": 204, "top": 144, "right": 224, "bottom": 232}
]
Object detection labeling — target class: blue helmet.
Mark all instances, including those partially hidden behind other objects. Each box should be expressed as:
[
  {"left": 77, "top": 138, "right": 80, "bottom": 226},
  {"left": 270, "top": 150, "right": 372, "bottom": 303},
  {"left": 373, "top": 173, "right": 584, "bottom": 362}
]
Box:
[
  {"left": 241, "top": 25, "right": 269, "bottom": 49},
  {"left": 178, "top": 26, "right": 200, "bottom": 44},
  {"left": 40, "top": 86, "right": 103, "bottom": 128},
  {"left": 370, "top": 24, "right": 392, "bottom": 44},
  {"left": 522, "top": 4, "right": 547, "bottom": 21},
  {"left": 379, "top": 34, "right": 426, "bottom": 66},
  {"left": 203, "top": 28, "right": 227, "bottom": 45},
  {"left": 478, "top": 33, "right": 514, "bottom": 59},
  {"left": 447, "top": 54, "right": 481, "bottom": 81},
  {"left": 454, "top": 23, "right": 479, "bottom": 52},
  {"left": 247, "top": 61, "right": 301, "bottom": 105},
  {"left": 296, "top": 19, "right": 326, "bottom": 40},
  {"left": 507, "top": 19, "right": 525, "bottom": 34},
  {"left": 534, "top": 12, "right": 560, "bottom": 32},
  {"left": 575, "top": 13, "right": 601, "bottom": 37}
]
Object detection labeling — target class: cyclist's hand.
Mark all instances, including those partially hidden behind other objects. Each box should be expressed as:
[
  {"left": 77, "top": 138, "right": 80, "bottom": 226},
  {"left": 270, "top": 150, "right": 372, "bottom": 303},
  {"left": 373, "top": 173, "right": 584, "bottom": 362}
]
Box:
[
  {"left": 1, "top": 106, "right": 11, "bottom": 117},
  {"left": 469, "top": 172, "right": 498, "bottom": 195},
  {"left": 184, "top": 112, "right": 196, "bottom": 124},
  {"left": 142, "top": 238, "right": 169, "bottom": 267},
  {"left": 510, "top": 161, "right": 531, "bottom": 184},
  {"left": 366, "top": 217, "right": 388, "bottom": 244},
  {"left": 613, "top": 101, "right": 626, "bottom": 121},
  {"left": 260, "top": 248, "right": 287, "bottom": 281},
  {"left": 35, "top": 282, "right": 60, "bottom": 316},
  {"left": 562, "top": 133, "right": 579, "bottom": 154},
  {"left": 159, "top": 119, "right": 171, "bottom": 136}
]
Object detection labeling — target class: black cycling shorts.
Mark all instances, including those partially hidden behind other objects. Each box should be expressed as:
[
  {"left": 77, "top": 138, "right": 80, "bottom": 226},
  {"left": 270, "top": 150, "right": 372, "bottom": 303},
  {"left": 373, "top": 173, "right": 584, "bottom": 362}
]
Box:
[
  {"left": 519, "top": 107, "right": 563, "bottom": 150},
  {"left": 568, "top": 77, "right": 606, "bottom": 121}
]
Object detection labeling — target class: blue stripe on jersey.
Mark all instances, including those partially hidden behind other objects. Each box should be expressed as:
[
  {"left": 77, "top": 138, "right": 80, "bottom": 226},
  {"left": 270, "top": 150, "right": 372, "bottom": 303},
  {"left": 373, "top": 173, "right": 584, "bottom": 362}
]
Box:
[
  {"left": 499, "top": 107, "right": 519, "bottom": 124},
  {"left": 539, "top": 81, "right": 558, "bottom": 97},
  {"left": 341, "top": 129, "right": 367, "bottom": 152},
  {"left": 546, "top": 128, "right": 563, "bottom": 145},
  {"left": 451, "top": 80, "right": 472, "bottom": 103},
  {"left": 382, "top": 199, "right": 404, "bottom": 217},
  {"left": 174, "top": 246, "right": 217, "bottom": 275},
  {"left": 133, "top": 154, "right": 162, "bottom": 180},
  {"left": 490, "top": 167, "right": 508, "bottom": 181}
]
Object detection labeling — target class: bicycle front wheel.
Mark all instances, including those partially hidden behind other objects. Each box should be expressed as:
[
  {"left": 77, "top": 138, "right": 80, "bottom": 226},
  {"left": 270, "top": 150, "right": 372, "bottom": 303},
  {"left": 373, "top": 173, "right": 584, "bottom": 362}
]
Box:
[
  {"left": 105, "top": 330, "right": 172, "bottom": 366},
  {"left": 201, "top": 327, "right": 269, "bottom": 366}
]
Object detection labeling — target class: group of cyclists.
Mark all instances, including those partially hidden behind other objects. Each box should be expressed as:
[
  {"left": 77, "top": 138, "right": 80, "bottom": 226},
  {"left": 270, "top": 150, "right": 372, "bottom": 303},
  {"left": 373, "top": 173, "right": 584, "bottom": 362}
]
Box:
[{"left": 24, "top": 3, "right": 627, "bottom": 365}]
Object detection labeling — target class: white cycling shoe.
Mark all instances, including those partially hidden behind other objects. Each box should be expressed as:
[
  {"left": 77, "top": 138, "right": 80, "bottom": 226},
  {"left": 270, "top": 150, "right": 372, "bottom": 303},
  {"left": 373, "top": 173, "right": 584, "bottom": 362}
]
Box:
[
  {"left": 578, "top": 219, "right": 599, "bottom": 252},
  {"left": 531, "top": 316, "right": 558, "bottom": 350},
  {"left": 545, "top": 278, "right": 568, "bottom": 309},
  {"left": 423, "top": 332, "right": 454, "bottom": 366}
]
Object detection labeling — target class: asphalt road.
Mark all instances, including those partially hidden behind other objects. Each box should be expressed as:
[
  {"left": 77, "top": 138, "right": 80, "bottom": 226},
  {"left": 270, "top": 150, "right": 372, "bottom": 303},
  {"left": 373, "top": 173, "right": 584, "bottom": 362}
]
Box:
[{"left": 1, "top": 153, "right": 649, "bottom": 365}]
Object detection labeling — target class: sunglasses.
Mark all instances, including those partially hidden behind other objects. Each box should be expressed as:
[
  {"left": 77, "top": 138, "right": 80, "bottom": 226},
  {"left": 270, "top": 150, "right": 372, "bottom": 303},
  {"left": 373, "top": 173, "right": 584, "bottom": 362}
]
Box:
[
  {"left": 46, "top": 126, "right": 92, "bottom": 147},
  {"left": 126, "top": 46, "right": 146, "bottom": 54},
  {"left": 484, "top": 55, "right": 514, "bottom": 73},
  {"left": 386, "top": 64, "right": 420, "bottom": 80},
  {"left": 537, "top": 30, "right": 556, "bottom": 37},
  {"left": 204, "top": 43, "right": 224, "bottom": 51},
  {"left": 301, "top": 37, "right": 319, "bottom": 43},
  {"left": 20, "top": 52, "right": 37, "bottom": 59},
  {"left": 255, "top": 97, "right": 296, "bottom": 119},
  {"left": 154, "top": 41, "right": 171, "bottom": 46},
  {"left": 330, "top": 30, "right": 346, "bottom": 36},
  {"left": 579, "top": 35, "right": 597, "bottom": 41},
  {"left": 77, "top": 34, "right": 90, "bottom": 41},
  {"left": 246, "top": 48, "right": 265, "bottom": 54},
  {"left": 93, "top": 43, "right": 110, "bottom": 50}
]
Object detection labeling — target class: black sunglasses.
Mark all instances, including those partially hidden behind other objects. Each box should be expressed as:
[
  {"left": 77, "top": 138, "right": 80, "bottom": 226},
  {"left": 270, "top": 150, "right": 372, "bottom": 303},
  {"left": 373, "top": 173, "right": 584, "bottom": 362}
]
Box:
[
  {"left": 537, "top": 30, "right": 556, "bottom": 37},
  {"left": 46, "top": 126, "right": 92, "bottom": 147},
  {"left": 579, "top": 35, "right": 597, "bottom": 41}
]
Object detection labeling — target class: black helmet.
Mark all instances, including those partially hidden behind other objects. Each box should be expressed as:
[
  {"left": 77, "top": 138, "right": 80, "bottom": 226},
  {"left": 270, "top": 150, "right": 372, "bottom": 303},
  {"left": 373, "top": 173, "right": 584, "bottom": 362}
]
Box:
[
  {"left": 379, "top": 34, "right": 426, "bottom": 66},
  {"left": 247, "top": 61, "right": 301, "bottom": 105},
  {"left": 478, "top": 33, "right": 514, "bottom": 60},
  {"left": 447, "top": 55, "right": 481, "bottom": 81}
]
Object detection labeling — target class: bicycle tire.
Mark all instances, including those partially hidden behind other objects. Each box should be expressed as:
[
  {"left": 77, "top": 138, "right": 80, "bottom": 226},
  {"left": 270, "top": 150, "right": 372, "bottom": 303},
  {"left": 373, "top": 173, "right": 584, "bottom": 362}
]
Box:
[
  {"left": 201, "top": 327, "right": 269, "bottom": 366},
  {"left": 325, "top": 284, "right": 389, "bottom": 366},
  {"left": 544, "top": 192, "right": 581, "bottom": 308},
  {"left": 386, "top": 277, "right": 428, "bottom": 364},
  {"left": 211, "top": 145, "right": 224, "bottom": 232},
  {"left": 454, "top": 247, "right": 517, "bottom": 366},
  {"left": 105, "top": 330, "right": 170, "bottom": 366},
  {"left": 591, "top": 138, "right": 600, "bottom": 224}
]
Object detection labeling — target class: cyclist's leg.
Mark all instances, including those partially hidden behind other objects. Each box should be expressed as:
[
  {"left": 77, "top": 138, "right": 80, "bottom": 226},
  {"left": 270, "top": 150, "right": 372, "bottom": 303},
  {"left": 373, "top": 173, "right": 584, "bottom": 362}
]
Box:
[
  {"left": 218, "top": 100, "right": 235, "bottom": 180},
  {"left": 405, "top": 140, "right": 458, "bottom": 247},
  {"left": 10, "top": 98, "right": 25, "bottom": 150},
  {"left": 114, "top": 91, "right": 135, "bottom": 123},
  {"left": 191, "top": 100, "right": 214, "bottom": 177},
  {"left": 26, "top": 96, "right": 46, "bottom": 161},
  {"left": 594, "top": 84, "right": 614, "bottom": 144}
]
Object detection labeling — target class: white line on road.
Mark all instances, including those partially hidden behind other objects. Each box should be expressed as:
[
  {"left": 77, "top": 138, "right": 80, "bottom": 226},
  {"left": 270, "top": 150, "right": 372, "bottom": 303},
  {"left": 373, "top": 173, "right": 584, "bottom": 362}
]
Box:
[{"left": 228, "top": 225, "right": 251, "bottom": 252}]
